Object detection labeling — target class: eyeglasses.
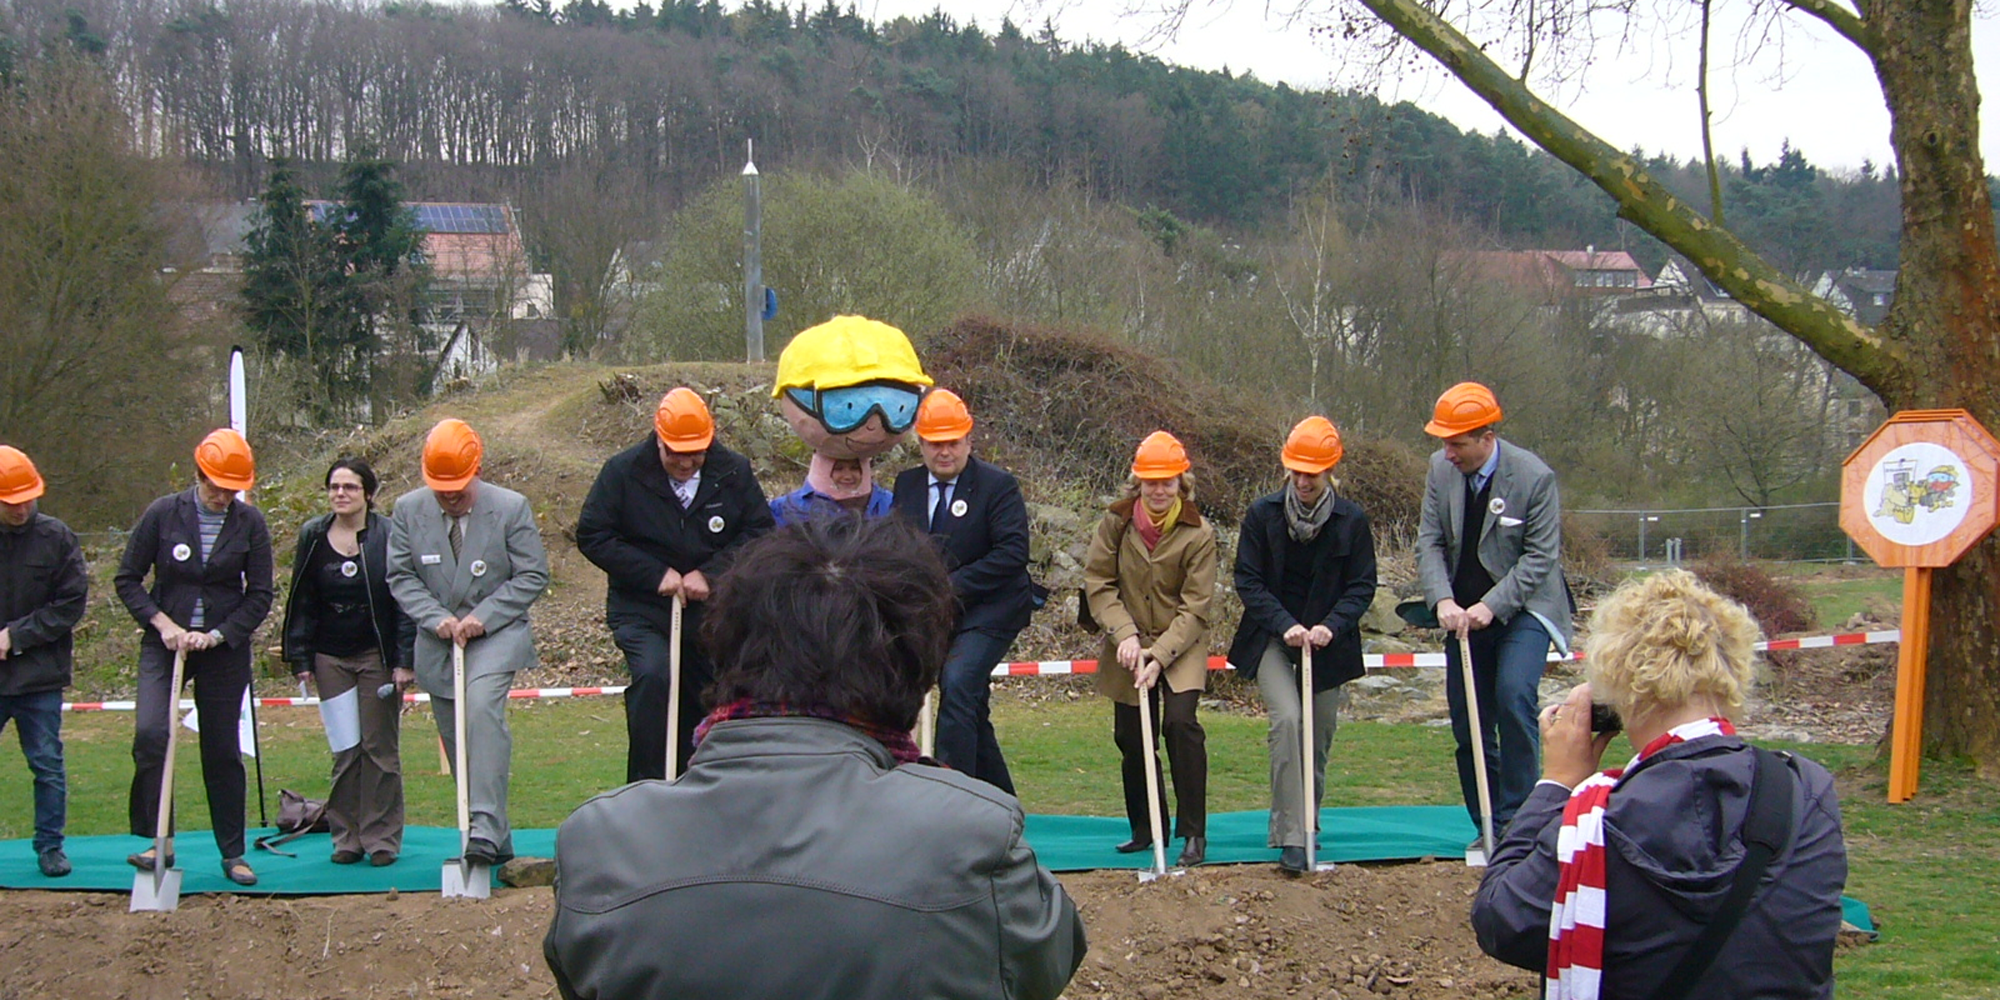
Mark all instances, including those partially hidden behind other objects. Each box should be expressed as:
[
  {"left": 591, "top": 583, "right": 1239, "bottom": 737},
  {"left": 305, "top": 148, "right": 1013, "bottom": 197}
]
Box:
[
  {"left": 327, "top": 483, "right": 366, "bottom": 494},
  {"left": 784, "top": 382, "right": 924, "bottom": 436}
]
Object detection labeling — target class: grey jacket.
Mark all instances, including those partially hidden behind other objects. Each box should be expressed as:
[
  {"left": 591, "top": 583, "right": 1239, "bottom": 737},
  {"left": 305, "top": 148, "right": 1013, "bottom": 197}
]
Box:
[
  {"left": 1472, "top": 736, "right": 1848, "bottom": 999},
  {"left": 545, "top": 717, "right": 1087, "bottom": 1000},
  {"left": 385, "top": 480, "right": 548, "bottom": 691},
  {"left": 1416, "top": 440, "right": 1573, "bottom": 651}
]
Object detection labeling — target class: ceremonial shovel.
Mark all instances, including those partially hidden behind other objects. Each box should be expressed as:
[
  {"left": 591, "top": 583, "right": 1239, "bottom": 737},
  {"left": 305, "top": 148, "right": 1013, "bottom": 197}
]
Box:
[
  {"left": 441, "top": 642, "right": 489, "bottom": 899},
  {"left": 917, "top": 688, "right": 937, "bottom": 758},
  {"left": 1460, "top": 631, "right": 1498, "bottom": 867},
  {"left": 1134, "top": 657, "right": 1182, "bottom": 883},
  {"left": 1298, "top": 643, "right": 1337, "bottom": 874},
  {"left": 665, "top": 594, "right": 684, "bottom": 779},
  {"left": 131, "top": 649, "right": 187, "bottom": 912}
]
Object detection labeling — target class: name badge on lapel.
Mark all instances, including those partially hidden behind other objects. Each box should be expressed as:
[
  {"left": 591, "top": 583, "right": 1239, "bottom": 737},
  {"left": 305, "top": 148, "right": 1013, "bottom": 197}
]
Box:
[
  {"left": 470, "top": 559, "right": 489, "bottom": 578},
  {"left": 950, "top": 499, "right": 967, "bottom": 518},
  {"left": 172, "top": 543, "right": 192, "bottom": 562},
  {"left": 1488, "top": 497, "right": 1507, "bottom": 517},
  {"left": 420, "top": 553, "right": 443, "bottom": 566},
  {"left": 707, "top": 515, "right": 726, "bottom": 533},
  {"left": 340, "top": 560, "right": 359, "bottom": 578}
]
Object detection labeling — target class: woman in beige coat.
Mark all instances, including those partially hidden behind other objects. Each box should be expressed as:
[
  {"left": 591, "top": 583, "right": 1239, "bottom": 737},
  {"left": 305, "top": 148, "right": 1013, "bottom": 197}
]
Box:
[{"left": 1083, "top": 431, "right": 1219, "bottom": 866}]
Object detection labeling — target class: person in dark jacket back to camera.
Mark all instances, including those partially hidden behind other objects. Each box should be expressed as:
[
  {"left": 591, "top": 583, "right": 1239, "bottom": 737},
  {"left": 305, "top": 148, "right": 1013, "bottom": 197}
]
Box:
[
  {"left": 576, "top": 387, "right": 775, "bottom": 781},
  {"left": 116, "top": 429, "right": 274, "bottom": 887},
  {"left": 1472, "top": 570, "right": 1846, "bottom": 1000},
  {"left": 1229, "top": 417, "right": 1377, "bottom": 875},
  {"left": 0, "top": 446, "right": 89, "bottom": 878},
  {"left": 281, "top": 458, "right": 417, "bottom": 866},
  {"left": 545, "top": 516, "right": 1085, "bottom": 1000},
  {"left": 891, "top": 388, "right": 1041, "bottom": 792}
]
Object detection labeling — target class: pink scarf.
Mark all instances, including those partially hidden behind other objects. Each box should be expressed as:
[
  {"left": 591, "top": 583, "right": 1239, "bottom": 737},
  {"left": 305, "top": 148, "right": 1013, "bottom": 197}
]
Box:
[{"left": 1545, "top": 717, "right": 1735, "bottom": 999}]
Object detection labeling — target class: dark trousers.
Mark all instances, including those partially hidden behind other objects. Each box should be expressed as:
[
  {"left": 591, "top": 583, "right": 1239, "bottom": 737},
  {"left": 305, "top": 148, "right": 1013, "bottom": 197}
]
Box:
[
  {"left": 1112, "top": 687, "right": 1206, "bottom": 840},
  {"left": 1444, "top": 614, "right": 1550, "bottom": 833},
  {"left": 0, "top": 691, "right": 66, "bottom": 853},
  {"left": 130, "top": 641, "right": 249, "bottom": 859},
  {"left": 935, "top": 628, "right": 1016, "bottom": 793},
  {"left": 613, "top": 616, "right": 714, "bottom": 782},
  {"left": 314, "top": 651, "right": 404, "bottom": 855}
]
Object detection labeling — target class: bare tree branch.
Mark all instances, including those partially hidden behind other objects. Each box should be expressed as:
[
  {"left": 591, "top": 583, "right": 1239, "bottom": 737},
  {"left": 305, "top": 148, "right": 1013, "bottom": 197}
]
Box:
[{"left": 1776, "top": 0, "right": 1874, "bottom": 52}]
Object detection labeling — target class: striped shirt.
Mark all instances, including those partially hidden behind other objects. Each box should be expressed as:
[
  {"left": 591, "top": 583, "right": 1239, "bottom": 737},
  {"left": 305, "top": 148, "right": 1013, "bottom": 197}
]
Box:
[{"left": 191, "top": 506, "right": 225, "bottom": 628}]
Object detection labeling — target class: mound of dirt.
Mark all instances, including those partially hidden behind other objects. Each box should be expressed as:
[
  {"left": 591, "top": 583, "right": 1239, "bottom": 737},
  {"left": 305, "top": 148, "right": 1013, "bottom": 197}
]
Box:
[{"left": 0, "top": 862, "right": 1534, "bottom": 1000}]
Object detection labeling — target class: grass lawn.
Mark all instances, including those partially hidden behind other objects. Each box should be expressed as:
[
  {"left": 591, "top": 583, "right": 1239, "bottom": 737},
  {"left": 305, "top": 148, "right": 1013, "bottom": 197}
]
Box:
[{"left": 0, "top": 688, "right": 1991, "bottom": 998}]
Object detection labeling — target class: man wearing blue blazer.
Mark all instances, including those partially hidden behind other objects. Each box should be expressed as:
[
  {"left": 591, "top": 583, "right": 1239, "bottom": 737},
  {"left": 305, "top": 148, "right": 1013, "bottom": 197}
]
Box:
[{"left": 892, "top": 390, "right": 1041, "bottom": 792}]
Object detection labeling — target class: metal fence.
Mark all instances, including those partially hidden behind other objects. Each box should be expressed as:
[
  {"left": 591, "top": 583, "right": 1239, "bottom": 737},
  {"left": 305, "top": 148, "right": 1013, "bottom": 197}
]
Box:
[{"left": 1569, "top": 502, "right": 1853, "bottom": 564}]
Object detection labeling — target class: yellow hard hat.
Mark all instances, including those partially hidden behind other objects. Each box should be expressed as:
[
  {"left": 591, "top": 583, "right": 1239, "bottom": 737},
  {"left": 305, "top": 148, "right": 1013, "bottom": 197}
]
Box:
[{"left": 773, "top": 315, "right": 932, "bottom": 395}]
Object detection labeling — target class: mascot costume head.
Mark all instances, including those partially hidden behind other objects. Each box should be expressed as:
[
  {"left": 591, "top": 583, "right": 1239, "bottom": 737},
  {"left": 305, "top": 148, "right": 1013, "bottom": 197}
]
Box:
[{"left": 773, "top": 315, "right": 932, "bottom": 502}]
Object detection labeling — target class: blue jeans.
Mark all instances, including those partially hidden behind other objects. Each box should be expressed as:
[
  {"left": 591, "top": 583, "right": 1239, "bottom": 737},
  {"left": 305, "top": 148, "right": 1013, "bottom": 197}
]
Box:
[
  {"left": 0, "top": 691, "right": 66, "bottom": 853},
  {"left": 935, "top": 629, "right": 1016, "bottom": 794},
  {"left": 1444, "top": 614, "right": 1550, "bottom": 833}
]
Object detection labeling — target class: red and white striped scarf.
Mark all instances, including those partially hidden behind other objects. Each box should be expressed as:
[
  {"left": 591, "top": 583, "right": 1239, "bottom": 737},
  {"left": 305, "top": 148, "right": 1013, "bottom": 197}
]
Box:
[{"left": 1545, "top": 716, "right": 1735, "bottom": 999}]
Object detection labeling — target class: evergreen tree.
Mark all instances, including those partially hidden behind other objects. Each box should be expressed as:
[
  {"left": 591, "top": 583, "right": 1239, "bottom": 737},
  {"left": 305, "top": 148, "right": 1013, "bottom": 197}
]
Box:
[
  {"left": 240, "top": 155, "right": 357, "bottom": 417},
  {"left": 332, "top": 146, "right": 430, "bottom": 406}
]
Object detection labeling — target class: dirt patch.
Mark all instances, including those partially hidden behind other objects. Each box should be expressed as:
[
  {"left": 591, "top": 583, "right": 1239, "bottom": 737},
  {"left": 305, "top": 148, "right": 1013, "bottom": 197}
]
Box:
[{"left": 0, "top": 862, "right": 1533, "bottom": 1000}]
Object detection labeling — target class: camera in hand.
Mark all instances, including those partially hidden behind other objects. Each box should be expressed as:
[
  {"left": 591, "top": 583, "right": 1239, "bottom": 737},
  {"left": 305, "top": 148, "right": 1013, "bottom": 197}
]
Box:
[{"left": 1590, "top": 702, "right": 1623, "bottom": 734}]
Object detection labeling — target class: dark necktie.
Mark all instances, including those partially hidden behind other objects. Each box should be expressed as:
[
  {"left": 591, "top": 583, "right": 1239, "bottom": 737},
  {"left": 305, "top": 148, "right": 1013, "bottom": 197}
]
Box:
[
  {"left": 448, "top": 515, "right": 463, "bottom": 561},
  {"left": 931, "top": 481, "right": 952, "bottom": 532}
]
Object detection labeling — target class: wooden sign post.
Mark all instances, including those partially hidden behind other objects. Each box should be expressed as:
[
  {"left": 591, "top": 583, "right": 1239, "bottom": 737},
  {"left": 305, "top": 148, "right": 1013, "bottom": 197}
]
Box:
[{"left": 1839, "top": 410, "right": 2000, "bottom": 802}]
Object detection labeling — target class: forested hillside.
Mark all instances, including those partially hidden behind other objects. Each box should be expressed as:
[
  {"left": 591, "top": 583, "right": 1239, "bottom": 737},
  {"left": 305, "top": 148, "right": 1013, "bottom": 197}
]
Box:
[{"left": 2, "top": 0, "right": 1900, "bottom": 271}]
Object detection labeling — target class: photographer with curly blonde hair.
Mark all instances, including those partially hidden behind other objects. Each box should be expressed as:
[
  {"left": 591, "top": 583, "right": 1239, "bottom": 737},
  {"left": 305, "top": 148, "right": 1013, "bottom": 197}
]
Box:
[{"left": 1471, "top": 570, "right": 1848, "bottom": 1000}]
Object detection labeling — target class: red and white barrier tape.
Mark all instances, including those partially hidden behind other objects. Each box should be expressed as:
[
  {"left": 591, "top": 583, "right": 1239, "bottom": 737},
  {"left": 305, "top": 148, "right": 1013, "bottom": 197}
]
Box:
[{"left": 60, "top": 628, "right": 1903, "bottom": 711}]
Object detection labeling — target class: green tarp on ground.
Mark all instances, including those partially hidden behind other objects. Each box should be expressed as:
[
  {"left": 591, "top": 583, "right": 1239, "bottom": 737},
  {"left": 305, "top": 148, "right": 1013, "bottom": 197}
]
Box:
[{"left": 0, "top": 806, "right": 1875, "bottom": 936}]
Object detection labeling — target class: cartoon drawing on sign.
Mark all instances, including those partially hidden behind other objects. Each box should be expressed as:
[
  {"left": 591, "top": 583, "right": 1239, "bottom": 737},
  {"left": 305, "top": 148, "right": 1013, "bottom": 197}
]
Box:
[{"left": 1873, "top": 458, "right": 1961, "bottom": 525}]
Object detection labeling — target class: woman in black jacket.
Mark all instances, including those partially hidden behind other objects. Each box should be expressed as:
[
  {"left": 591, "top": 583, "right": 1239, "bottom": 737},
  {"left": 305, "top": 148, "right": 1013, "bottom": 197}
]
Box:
[
  {"left": 115, "top": 429, "right": 275, "bottom": 886},
  {"left": 281, "top": 457, "right": 415, "bottom": 867},
  {"left": 1228, "top": 417, "right": 1377, "bottom": 875}
]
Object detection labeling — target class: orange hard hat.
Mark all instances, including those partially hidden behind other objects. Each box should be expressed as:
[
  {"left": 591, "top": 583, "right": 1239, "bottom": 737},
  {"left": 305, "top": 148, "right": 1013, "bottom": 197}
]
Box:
[
  {"left": 915, "top": 388, "right": 975, "bottom": 442},
  {"left": 655, "top": 387, "right": 715, "bottom": 453},
  {"left": 0, "top": 446, "right": 46, "bottom": 504},
  {"left": 1281, "top": 416, "right": 1344, "bottom": 474},
  {"left": 1424, "top": 382, "right": 1504, "bottom": 438},
  {"left": 1132, "top": 431, "right": 1192, "bottom": 480},
  {"left": 423, "top": 418, "right": 483, "bottom": 492},
  {"left": 194, "top": 429, "right": 256, "bottom": 492}
]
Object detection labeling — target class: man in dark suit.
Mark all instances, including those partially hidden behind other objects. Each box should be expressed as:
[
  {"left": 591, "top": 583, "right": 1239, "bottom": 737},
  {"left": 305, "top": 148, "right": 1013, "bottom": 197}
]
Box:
[
  {"left": 578, "top": 388, "right": 775, "bottom": 781},
  {"left": 892, "top": 390, "right": 1039, "bottom": 792}
]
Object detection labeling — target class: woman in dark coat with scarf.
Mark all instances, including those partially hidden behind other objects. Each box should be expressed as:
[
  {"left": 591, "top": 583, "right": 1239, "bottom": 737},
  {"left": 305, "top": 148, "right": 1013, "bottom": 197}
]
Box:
[
  {"left": 115, "top": 429, "right": 274, "bottom": 886},
  {"left": 281, "top": 457, "right": 416, "bottom": 866},
  {"left": 1229, "top": 416, "right": 1377, "bottom": 874}
]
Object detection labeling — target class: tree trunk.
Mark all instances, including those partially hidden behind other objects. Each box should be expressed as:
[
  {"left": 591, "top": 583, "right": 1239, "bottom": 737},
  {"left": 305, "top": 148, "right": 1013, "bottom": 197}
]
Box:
[{"left": 1871, "top": 0, "right": 2000, "bottom": 773}]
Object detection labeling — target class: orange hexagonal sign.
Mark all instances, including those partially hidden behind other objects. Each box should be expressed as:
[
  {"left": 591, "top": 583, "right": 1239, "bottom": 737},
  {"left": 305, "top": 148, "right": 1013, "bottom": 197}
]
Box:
[{"left": 1841, "top": 410, "right": 2000, "bottom": 568}]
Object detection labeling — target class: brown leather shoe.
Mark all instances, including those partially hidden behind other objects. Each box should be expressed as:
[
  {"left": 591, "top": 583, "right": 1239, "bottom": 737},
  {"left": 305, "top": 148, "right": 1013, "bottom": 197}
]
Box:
[
  {"left": 331, "top": 850, "right": 363, "bottom": 865},
  {"left": 368, "top": 850, "right": 398, "bottom": 867}
]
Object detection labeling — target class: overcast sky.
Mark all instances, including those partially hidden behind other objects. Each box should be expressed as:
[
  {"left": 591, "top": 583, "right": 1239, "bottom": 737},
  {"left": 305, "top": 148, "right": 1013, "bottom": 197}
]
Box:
[{"left": 855, "top": 0, "right": 2000, "bottom": 174}]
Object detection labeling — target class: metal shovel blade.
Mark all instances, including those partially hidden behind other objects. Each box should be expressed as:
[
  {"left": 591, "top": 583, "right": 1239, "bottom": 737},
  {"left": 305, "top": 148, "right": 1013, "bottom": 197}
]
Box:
[
  {"left": 441, "top": 860, "right": 491, "bottom": 900},
  {"left": 130, "top": 867, "right": 182, "bottom": 912},
  {"left": 1135, "top": 867, "right": 1188, "bottom": 884},
  {"left": 1465, "top": 844, "right": 1488, "bottom": 868}
]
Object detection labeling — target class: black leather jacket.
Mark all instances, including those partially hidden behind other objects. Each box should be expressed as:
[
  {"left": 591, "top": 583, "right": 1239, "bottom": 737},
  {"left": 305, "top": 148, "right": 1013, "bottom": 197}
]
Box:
[
  {"left": 281, "top": 511, "right": 415, "bottom": 673},
  {"left": 546, "top": 717, "right": 1087, "bottom": 1000}
]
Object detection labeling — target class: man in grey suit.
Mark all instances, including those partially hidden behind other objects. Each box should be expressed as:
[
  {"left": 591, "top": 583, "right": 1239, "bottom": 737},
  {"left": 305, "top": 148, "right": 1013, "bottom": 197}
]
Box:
[
  {"left": 388, "top": 418, "right": 548, "bottom": 865},
  {"left": 1416, "top": 382, "right": 1572, "bottom": 842}
]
